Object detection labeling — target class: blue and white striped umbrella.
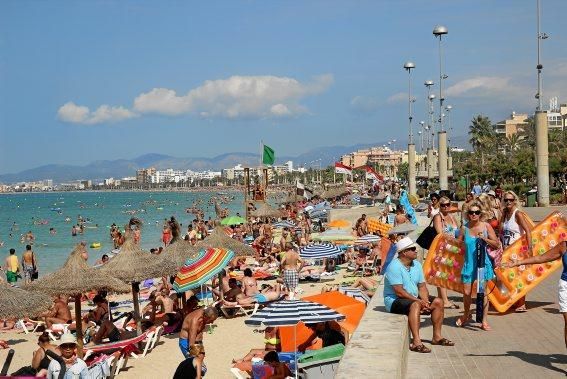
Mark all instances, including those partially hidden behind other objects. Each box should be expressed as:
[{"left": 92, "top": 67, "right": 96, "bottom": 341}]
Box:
[
  {"left": 299, "top": 243, "right": 343, "bottom": 259},
  {"left": 273, "top": 221, "right": 296, "bottom": 229},
  {"left": 245, "top": 300, "right": 346, "bottom": 327},
  {"left": 339, "top": 287, "right": 371, "bottom": 305},
  {"left": 354, "top": 234, "right": 381, "bottom": 245}
]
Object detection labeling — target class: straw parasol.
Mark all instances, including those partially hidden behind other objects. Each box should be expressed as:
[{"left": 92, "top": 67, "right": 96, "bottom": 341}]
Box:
[
  {"left": 196, "top": 227, "right": 256, "bottom": 257},
  {"left": 160, "top": 239, "right": 200, "bottom": 269},
  {"left": 26, "top": 244, "right": 129, "bottom": 356},
  {"left": 250, "top": 202, "right": 285, "bottom": 218},
  {"left": 100, "top": 233, "right": 177, "bottom": 334},
  {"left": 0, "top": 283, "right": 52, "bottom": 319}
]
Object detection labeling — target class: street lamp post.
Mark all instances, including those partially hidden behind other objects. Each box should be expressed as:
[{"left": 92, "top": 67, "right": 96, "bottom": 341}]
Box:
[
  {"left": 445, "top": 105, "right": 453, "bottom": 170},
  {"left": 535, "top": 0, "right": 549, "bottom": 206},
  {"left": 433, "top": 24, "right": 449, "bottom": 191},
  {"left": 427, "top": 91, "right": 436, "bottom": 180},
  {"left": 404, "top": 61, "right": 417, "bottom": 197}
]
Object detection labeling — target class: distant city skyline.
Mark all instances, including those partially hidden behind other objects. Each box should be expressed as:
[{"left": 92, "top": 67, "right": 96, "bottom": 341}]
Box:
[{"left": 1, "top": 0, "right": 566, "bottom": 174}]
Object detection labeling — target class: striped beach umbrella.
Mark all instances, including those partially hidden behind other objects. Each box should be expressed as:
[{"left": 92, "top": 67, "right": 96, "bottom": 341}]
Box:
[
  {"left": 273, "top": 221, "right": 296, "bottom": 229},
  {"left": 355, "top": 234, "right": 381, "bottom": 245},
  {"left": 299, "top": 243, "right": 343, "bottom": 259},
  {"left": 245, "top": 300, "right": 346, "bottom": 327},
  {"left": 339, "top": 287, "right": 371, "bottom": 305},
  {"left": 173, "top": 248, "right": 234, "bottom": 293}
]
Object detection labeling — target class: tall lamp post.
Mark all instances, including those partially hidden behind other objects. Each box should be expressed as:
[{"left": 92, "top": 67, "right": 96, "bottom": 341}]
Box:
[
  {"left": 404, "top": 61, "right": 417, "bottom": 197},
  {"left": 433, "top": 24, "right": 449, "bottom": 191},
  {"left": 535, "top": 0, "right": 549, "bottom": 206},
  {"left": 427, "top": 91, "right": 436, "bottom": 179},
  {"left": 445, "top": 105, "right": 453, "bottom": 170}
]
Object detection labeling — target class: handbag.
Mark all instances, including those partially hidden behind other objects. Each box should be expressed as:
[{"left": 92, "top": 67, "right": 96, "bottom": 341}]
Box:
[
  {"left": 487, "top": 244, "right": 503, "bottom": 267},
  {"left": 31, "top": 252, "right": 39, "bottom": 280},
  {"left": 416, "top": 219, "right": 437, "bottom": 250}
]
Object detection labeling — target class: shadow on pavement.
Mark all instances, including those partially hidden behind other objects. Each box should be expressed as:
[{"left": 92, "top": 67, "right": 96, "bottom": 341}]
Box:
[{"left": 467, "top": 351, "right": 567, "bottom": 375}]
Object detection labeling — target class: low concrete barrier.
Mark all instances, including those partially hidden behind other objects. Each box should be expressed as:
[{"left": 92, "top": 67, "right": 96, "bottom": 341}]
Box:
[{"left": 335, "top": 283, "right": 408, "bottom": 378}]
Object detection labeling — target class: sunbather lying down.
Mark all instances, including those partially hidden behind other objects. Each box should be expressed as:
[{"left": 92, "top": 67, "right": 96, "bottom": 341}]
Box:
[
  {"left": 351, "top": 277, "right": 379, "bottom": 297},
  {"left": 232, "top": 327, "right": 280, "bottom": 372},
  {"left": 85, "top": 314, "right": 154, "bottom": 346},
  {"left": 222, "top": 284, "right": 283, "bottom": 306}
]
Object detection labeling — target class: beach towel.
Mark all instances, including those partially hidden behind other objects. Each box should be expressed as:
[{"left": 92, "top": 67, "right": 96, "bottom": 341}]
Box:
[
  {"left": 399, "top": 190, "right": 417, "bottom": 224},
  {"left": 283, "top": 269, "right": 299, "bottom": 291}
]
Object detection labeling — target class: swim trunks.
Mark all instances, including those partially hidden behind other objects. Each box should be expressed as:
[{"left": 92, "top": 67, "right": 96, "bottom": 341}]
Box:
[
  {"left": 179, "top": 338, "right": 189, "bottom": 358},
  {"left": 283, "top": 269, "right": 299, "bottom": 291},
  {"left": 6, "top": 271, "right": 18, "bottom": 283},
  {"left": 254, "top": 293, "right": 268, "bottom": 303}
]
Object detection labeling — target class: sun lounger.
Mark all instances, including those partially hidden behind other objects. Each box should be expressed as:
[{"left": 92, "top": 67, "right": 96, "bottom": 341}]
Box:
[
  {"left": 17, "top": 319, "right": 45, "bottom": 334},
  {"left": 220, "top": 303, "right": 259, "bottom": 318},
  {"left": 83, "top": 328, "right": 154, "bottom": 359}
]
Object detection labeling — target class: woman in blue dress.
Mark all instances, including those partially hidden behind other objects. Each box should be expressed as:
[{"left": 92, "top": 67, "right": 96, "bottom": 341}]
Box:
[{"left": 456, "top": 202, "right": 501, "bottom": 331}]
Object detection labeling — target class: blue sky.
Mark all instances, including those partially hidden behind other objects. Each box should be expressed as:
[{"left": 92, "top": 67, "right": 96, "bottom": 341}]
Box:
[{"left": 1, "top": 0, "right": 566, "bottom": 174}]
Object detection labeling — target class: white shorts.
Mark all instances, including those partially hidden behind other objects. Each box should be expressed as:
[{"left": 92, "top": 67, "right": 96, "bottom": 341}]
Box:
[{"left": 559, "top": 279, "right": 567, "bottom": 313}]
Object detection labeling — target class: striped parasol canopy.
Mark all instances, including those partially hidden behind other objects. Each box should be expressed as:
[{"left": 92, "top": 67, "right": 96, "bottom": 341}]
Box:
[
  {"left": 273, "top": 221, "right": 296, "bottom": 229},
  {"left": 245, "top": 299, "right": 346, "bottom": 327},
  {"left": 354, "top": 234, "right": 381, "bottom": 245},
  {"left": 299, "top": 243, "right": 343, "bottom": 259},
  {"left": 173, "top": 247, "right": 234, "bottom": 293},
  {"left": 339, "top": 287, "right": 372, "bottom": 305}
]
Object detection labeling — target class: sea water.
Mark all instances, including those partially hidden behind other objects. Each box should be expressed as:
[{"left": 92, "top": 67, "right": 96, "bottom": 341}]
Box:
[{"left": 0, "top": 191, "right": 244, "bottom": 274}]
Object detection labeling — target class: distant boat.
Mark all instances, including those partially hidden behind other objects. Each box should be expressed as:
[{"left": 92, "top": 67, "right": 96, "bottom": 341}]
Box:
[
  {"left": 50, "top": 208, "right": 61, "bottom": 211},
  {"left": 217, "top": 192, "right": 228, "bottom": 195}
]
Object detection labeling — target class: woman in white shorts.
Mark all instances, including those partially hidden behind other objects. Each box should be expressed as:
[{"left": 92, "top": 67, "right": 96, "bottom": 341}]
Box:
[{"left": 504, "top": 240, "right": 567, "bottom": 348}]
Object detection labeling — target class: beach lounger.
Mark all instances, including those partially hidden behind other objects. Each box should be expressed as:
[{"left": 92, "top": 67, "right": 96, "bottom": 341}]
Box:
[
  {"left": 220, "top": 303, "right": 259, "bottom": 318},
  {"left": 83, "top": 329, "right": 153, "bottom": 360},
  {"left": 17, "top": 319, "right": 45, "bottom": 334}
]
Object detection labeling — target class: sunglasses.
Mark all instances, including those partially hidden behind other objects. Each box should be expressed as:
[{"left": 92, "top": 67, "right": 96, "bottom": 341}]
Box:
[
  {"left": 468, "top": 210, "right": 481, "bottom": 215},
  {"left": 440, "top": 203, "right": 450, "bottom": 207},
  {"left": 60, "top": 344, "right": 75, "bottom": 350},
  {"left": 504, "top": 198, "right": 515, "bottom": 202},
  {"left": 404, "top": 247, "right": 417, "bottom": 252}
]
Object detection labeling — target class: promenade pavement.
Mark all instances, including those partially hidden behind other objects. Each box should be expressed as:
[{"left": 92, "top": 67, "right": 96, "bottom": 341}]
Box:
[{"left": 407, "top": 269, "right": 567, "bottom": 378}]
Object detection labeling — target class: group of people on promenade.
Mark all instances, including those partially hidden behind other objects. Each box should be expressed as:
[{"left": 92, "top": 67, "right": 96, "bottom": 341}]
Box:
[{"left": 383, "top": 185, "right": 567, "bottom": 354}]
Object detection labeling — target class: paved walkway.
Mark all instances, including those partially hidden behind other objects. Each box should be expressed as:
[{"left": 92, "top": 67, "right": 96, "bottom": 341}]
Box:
[{"left": 407, "top": 270, "right": 567, "bottom": 378}]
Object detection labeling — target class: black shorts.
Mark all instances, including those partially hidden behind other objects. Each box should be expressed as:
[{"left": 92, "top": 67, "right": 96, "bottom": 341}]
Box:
[{"left": 390, "top": 298, "right": 416, "bottom": 315}]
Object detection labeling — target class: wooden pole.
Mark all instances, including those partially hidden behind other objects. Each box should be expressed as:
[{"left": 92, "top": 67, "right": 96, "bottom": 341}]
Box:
[
  {"left": 74, "top": 295, "right": 84, "bottom": 358},
  {"left": 132, "top": 282, "right": 142, "bottom": 335}
]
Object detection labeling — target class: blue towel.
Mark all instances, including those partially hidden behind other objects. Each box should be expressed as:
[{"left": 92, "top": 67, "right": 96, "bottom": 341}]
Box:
[{"left": 399, "top": 190, "right": 417, "bottom": 224}]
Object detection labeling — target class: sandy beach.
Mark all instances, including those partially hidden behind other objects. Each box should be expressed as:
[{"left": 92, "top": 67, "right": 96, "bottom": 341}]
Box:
[{"left": 1, "top": 268, "right": 358, "bottom": 378}]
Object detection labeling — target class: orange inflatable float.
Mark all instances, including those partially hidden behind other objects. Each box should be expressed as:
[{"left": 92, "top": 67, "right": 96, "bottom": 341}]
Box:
[
  {"left": 367, "top": 218, "right": 392, "bottom": 236},
  {"left": 422, "top": 234, "right": 466, "bottom": 294},
  {"left": 489, "top": 211, "right": 567, "bottom": 312}
]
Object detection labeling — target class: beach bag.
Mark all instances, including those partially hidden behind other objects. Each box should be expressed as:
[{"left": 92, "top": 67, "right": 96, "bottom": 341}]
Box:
[{"left": 416, "top": 219, "right": 437, "bottom": 250}]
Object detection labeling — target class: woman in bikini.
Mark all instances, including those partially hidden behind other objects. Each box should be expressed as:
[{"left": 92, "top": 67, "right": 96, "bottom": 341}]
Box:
[{"left": 232, "top": 327, "right": 280, "bottom": 372}]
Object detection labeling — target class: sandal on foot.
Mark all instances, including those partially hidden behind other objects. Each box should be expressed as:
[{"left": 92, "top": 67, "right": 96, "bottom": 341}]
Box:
[
  {"left": 481, "top": 323, "right": 492, "bottom": 331},
  {"left": 431, "top": 338, "right": 455, "bottom": 346},
  {"left": 455, "top": 316, "right": 469, "bottom": 327},
  {"left": 409, "top": 344, "right": 431, "bottom": 353},
  {"left": 515, "top": 306, "right": 527, "bottom": 313},
  {"left": 444, "top": 302, "right": 459, "bottom": 309}
]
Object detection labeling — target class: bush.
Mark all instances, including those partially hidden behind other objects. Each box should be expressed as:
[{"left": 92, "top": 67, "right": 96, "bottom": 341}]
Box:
[{"left": 550, "top": 193, "right": 565, "bottom": 205}]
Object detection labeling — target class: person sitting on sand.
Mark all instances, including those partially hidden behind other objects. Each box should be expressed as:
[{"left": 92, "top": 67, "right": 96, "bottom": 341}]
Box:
[
  {"left": 232, "top": 327, "right": 280, "bottom": 372},
  {"left": 39, "top": 295, "right": 73, "bottom": 329},
  {"left": 263, "top": 351, "right": 292, "bottom": 379},
  {"left": 179, "top": 307, "right": 218, "bottom": 358},
  {"left": 32, "top": 332, "right": 60, "bottom": 376},
  {"left": 222, "top": 284, "right": 282, "bottom": 307}
]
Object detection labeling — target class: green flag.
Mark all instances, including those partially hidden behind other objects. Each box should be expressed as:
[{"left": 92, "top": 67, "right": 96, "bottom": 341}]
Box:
[{"left": 262, "top": 144, "right": 275, "bottom": 165}]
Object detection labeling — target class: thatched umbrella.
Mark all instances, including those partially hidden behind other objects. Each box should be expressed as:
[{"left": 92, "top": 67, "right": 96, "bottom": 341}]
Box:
[
  {"left": 161, "top": 240, "right": 200, "bottom": 268},
  {"left": 0, "top": 283, "right": 52, "bottom": 320},
  {"left": 26, "top": 244, "right": 129, "bottom": 356},
  {"left": 250, "top": 202, "right": 285, "bottom": 219},
  {"left": 100, "top": 234, "right": 176, "bottom": 334},
  {"left": 195, "top": 227, "right": 256, "bottom": 257}
]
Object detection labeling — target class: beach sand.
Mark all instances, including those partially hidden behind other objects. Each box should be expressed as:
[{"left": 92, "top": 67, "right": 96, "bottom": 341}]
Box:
[{"left": 0, "top": 270, "right": 356, "bottom": 379}]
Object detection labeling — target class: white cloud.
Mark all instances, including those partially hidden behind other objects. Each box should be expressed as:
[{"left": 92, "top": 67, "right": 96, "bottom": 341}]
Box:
[
  {"left": 386, "top": 92, "right": 407, "bottom": 104},
  {"left": 350, "top": 96, "right": 382, "bottom": 112},
  {"left": 133, "top": 74, "right": 334, "bottom": 119},
  {"left": 445, "top": 76, "right": 513, "bottom": 97},
  {"left": 57, "top": 102, "right": 137, "bottom": 125}
]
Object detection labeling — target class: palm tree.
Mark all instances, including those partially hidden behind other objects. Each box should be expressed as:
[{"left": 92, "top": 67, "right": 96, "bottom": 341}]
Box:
[
  {"left": 504, "top": 134, "right": 522, "bottom": 154},
  {"left": 468, "top": 115, "right": 496, "bottom": 165}
]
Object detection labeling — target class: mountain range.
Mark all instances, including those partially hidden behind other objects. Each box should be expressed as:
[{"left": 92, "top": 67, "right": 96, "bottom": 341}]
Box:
[{"left": 0, "top": 136, "right": 469, "bottom": 184}]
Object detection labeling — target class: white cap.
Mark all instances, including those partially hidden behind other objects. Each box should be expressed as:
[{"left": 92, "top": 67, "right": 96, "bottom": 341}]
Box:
[
  {"left": 58, "top": 333, "right": 77, "bottom": 346},
  {"left": 395, "top": 237, "right": 418, "bottom": 254}
]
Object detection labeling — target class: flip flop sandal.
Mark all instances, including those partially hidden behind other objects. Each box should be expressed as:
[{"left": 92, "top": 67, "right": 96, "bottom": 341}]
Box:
[
  {"left": 481, "top": 323, "right": 492, "bottom": 331},
  {"left": 431, "top": 338, "right": 455, "bottom": 346},
  {"left": 444, "top": 302, "right": 459, "bottom": 309},
  {"left": 409, "top": 344, "right": 431, "bottom": 353},
  {"left": 515, "top": 307, "right": 527, "bottom": 313},
  {"left": 455, "top": 316, "right": 470, "bottom": 327}
]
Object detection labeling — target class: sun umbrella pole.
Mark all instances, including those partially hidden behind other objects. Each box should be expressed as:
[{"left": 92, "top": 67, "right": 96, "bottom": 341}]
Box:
[
  {"left": 74, "top": 294, "right": 84, "bottom": 358},
  {"left": 294, "top": 325, "right": 298, "bottom": 379},
  {"left": 132, "top": 282, "right": 142, "bottom": 335},
  {"left": 218, "top": 272, "right": 224, "bottom": 300}
]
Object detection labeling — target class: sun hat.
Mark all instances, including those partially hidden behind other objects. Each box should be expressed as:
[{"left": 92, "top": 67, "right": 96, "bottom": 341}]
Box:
[
  {"left": 58, "top": 333, "right": 77, "bottom": 346},
  {"left": 395, "top": 236, "right": 418, "bottom": 254},
  {"left": 487, "top": 190, "right": 496, "bottom": 197}
]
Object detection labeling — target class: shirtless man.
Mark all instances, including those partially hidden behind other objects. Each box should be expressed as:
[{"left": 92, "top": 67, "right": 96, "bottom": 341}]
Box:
[
  {"left": 212, "top": 270, "right": 230, "bottom": 301},
  {"left": 242, "top": 268, "right": 259, "bottom": 296},
  {"left": 40, "top": 296, "right": 72, "bottom": 328},
  {"left": 223, "top": 284, "right": 282, "bottom": 306},
  {"left": 143, "top": 289, "right": 176, "bottom": 325},
  {"left": 223, "top": 278, "right": 242, "bottom": 302},
  {"left": 179, "top": 307, "right": 218, "bottom": 358},
  {"left": 356, "top": 214, "right": 368, "bottom": 237},
  {"left": 281, "top": 243, "right": 302, "bottom": 299},
  {"left": 394, "top": 205, "right": 409, "bottom": 226},
  {"left": 20, "top": 245, "right": 36, "bottom": 284}
]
